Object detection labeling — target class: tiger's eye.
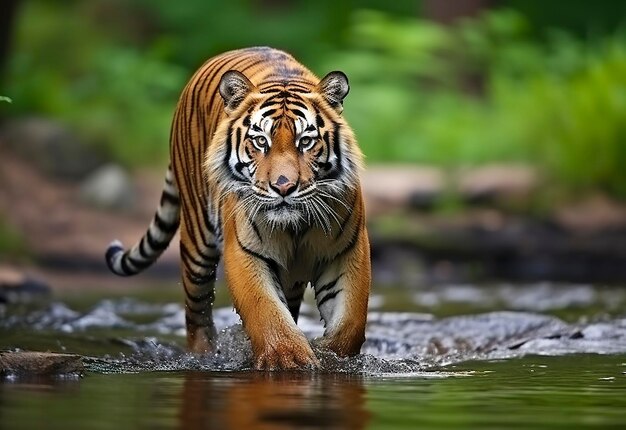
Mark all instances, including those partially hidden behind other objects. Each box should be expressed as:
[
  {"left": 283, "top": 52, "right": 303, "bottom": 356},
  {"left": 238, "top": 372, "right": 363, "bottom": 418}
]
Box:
[
  {"left": 299, "top": 136, "right": 313, "bottom": 149},
  {"left": 254, "top": 136, "right": 268, "bottom": 149}
]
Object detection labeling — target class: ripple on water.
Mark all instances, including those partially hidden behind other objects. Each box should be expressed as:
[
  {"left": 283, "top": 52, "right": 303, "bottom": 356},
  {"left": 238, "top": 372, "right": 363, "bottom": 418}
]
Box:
[{"left": 3, "top": 298, "right": 626, "bottom": 376}]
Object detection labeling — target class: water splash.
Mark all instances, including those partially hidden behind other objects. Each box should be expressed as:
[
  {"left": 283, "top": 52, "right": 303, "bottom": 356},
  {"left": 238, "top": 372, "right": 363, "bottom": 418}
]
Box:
[{"left": 3, "top": 297, "right": 626, "bottom": 375}]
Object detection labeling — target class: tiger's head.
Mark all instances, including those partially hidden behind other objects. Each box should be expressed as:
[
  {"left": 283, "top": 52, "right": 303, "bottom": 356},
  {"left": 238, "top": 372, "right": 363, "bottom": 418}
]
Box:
[{"left": 207, "top": 69, "right": 363, "bottom": 232}]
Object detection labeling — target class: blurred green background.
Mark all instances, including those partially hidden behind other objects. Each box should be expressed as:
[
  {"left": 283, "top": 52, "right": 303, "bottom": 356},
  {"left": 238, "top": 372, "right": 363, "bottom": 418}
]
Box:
[
  {"left": 2, "top": 0, "right": 625, "bottom": 198},
  {"left": 1, "top": 0, "right": 626, "bottom": 277}
]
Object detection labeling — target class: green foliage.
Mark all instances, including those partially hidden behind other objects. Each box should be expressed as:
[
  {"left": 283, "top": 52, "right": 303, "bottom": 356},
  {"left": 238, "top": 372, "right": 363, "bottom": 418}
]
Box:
[
  {"left": 4, "top": 2, "right": 626, "bottom": 199},
  {"left": 0, "top": 216, "right": 29, "bottom": 260},
  {"left": 128, "top": 0, "right": 419, "bottom": 69},
  {"left": 5, "top": 0, "right": 185, "bottom": 166},
  {"left": 323, "top": 9, "right": 626, "bottom": 197}
]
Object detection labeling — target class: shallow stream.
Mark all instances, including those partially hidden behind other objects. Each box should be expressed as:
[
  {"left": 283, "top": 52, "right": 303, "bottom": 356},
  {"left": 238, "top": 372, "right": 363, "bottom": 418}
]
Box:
[{"left": 2, "top": 282, "right": 626, "bottom": 428}]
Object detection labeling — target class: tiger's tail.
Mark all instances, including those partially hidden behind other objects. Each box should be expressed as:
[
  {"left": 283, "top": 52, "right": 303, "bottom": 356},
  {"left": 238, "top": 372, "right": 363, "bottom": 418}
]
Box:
[{"left": 105, "top": 166, "right": 180, "bottom": 276}]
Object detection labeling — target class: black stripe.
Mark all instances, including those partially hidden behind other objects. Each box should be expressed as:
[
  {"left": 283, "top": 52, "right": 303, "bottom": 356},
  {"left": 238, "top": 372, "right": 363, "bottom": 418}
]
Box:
[
  {"left": 288, "top": 99, "right": 308, "bottom": 110},
  {"left": 192, "top": 223, "right": 218, "bottom": 255},
  {"left": 323, "top": 131, "right": 331, "bottom": 164},
  {"left": 270, "top": 119, "right": 281, "bottom": 135},
  {"left": 315, "top": 275, "right": 342, "bottom": 297},
  {"left": 172, "top": 145, "right": 203, "bottom": 241},
  {"left": 146, "top": 229, "right": 169, "bottom": 251},
  {"left": 316, "top": 114, "right": 325, "bottom": 128},
  {"left": 333, "top": 213, "right": 362, "bottom": 260},
  {"left": 181, "top": 243, "right": 218, "bottom": 269},
  {"left": 233, "top": 126, "right": 247, "bottom": 179},
  {"left": 291, "top": 108, "right": 306, "bottom": 118},
  {"left": 235, "top": 232, "right": 280, "bottom": 285},
  {"left": 289, "top": 87, "right": 311, "bottom": 94},
  {"left": 127, "top": 255, "right": 153, "bottom": 270},
  {"left": 154, "top": 213, "right": 178, "bottom": 234},
  {"left": 260, "top": 99, "right": 280, "bottom": 109},
  {"left": 320, "top": 124, "right": 345, "bottom": 181},
  {"left": 185, "top": 300, "right": 213, "bottom": 317},
  {"left": 185, "top": 309, "right": 212, "bottom": 325},
  {"left": 263, "top": 108, "right": 277, "bottom": 117},
  {"left": 333, "top": 123, "right": 342, "bottom": 163},
  {"left": 184, "top": 265, "right": 217, "bottom": 286},
  {"left": 160, "top": 190, "right": 180, "bottom": 206},
  {"left": 202, "top": 207, "right": 218, "bottom": 237},
  {"left": 318, "top": 289, "right": 342, "bottom": 308},
  {"left": 138, "top": 237, "right": 150, "bottom": 259},
  {"left": 235, "top": 161, "right": 250, "bottom": 174},
  {"left": 244, "top": 145, "right": 254, "bottom": 160},
  {"left": 223, "top": 122, "right": 245, "bottom": 181},
  {"left": 181, "top": 231, "right": 219, "bottom": 265},
  {"left": 120, "top": 253, "right": 135, "bottom": 275}
]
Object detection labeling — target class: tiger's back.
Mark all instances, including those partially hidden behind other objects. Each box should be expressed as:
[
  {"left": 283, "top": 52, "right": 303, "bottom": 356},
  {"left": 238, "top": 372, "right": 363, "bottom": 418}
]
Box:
[{"left": 106, "top": 47, "right": 370, "bottom": 370}]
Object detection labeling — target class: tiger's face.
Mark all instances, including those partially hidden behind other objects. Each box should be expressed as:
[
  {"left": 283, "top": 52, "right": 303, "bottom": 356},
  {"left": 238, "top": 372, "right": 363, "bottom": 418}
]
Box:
[{"left": 209, "top": 70, "right": 361, "bottom": 232}]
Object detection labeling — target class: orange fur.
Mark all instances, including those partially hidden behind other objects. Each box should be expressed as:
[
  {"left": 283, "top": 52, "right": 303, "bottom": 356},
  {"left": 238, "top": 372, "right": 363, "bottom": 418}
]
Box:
[{"left": 107, "top": 47, "right": 370, "bottom": 370}]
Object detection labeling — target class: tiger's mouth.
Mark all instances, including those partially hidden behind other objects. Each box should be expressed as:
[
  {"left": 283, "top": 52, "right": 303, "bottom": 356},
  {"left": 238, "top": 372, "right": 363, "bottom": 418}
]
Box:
[
  {"left": 262, "top": 199, "right": 304, "bottom": 226},
  {"left": 270, "top": 201, "right": 289, "bottom": 210}
]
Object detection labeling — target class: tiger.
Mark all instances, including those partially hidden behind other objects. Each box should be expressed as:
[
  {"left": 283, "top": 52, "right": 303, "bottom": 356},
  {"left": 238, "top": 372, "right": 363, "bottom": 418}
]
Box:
[{"left": 105, "top": 46, "right": 370, "bottom": 370}]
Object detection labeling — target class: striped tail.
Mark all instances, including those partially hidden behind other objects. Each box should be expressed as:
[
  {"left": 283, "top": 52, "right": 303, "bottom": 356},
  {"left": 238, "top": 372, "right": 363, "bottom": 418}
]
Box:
[{"left": 105, "top": 166, "right": 180, "bottom": 276}]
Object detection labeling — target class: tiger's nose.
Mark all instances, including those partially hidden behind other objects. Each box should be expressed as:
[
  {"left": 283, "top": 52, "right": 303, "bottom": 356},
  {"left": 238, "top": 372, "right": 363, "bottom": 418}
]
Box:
[{"left": 270, "top": 175, "right": 298, "bottom": 196}]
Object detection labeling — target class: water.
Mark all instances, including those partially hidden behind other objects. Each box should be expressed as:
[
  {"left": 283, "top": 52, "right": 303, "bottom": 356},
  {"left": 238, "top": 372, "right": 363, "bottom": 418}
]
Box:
[
  {"left": 2, "top": 355, "right": 625, "bottom": 429},
  {"left": 2, "top": 282, "right": 626, "bottom": 429}
]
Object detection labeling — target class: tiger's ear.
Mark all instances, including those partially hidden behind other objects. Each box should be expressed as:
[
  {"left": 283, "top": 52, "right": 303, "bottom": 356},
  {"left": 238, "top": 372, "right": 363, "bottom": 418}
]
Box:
[
  {"left": 318, "top": 71, "right": 350, "bottom": 113},
  {"left": 219, "top": 70, "right": 255, "bottom": 114}
]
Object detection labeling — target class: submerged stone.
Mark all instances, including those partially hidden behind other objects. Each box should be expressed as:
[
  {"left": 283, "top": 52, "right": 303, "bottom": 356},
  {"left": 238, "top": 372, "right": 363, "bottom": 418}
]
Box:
[{"left": 0, "top": 351, "right": 83, "bottom": 376}]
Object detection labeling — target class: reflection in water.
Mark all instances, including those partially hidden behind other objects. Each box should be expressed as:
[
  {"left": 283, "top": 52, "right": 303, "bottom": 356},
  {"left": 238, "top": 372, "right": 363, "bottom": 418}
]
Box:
[
  {"left": 0, "top": 375, "right": 81, "bottom": 393},
  {"left": 178, "top": 372, "right": 370, "bottom": 430},
  {"left": 3, "top": 356, "right": 626, "bottom": 430}
]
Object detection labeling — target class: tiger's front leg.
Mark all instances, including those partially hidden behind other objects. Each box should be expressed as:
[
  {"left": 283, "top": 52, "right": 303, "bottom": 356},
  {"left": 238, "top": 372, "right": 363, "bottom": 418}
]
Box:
[
  {"left": 314, "top": 224, "right": 371, "bottom": 357},
  {"left": 222, "top": 216, "right": 318, "bottom": 370}
]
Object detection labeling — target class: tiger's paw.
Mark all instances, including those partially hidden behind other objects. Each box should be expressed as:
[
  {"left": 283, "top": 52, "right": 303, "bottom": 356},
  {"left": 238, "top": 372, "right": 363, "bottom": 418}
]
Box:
[
  {"left": 187, "top": 324, "right": 217, "bottom": 354},
  {"left": 313, "top": 329, "right": 365, "bottom": 357},
  {"left": 254, "top": 339, "right": 319, "bottom": 371}
]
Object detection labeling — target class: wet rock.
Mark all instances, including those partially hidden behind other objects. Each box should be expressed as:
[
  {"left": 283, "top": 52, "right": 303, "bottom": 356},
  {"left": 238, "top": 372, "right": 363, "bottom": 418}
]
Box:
[
  {"left": 0, "top": 117, "right": 106, "bottom": 180},
  {"left": 0, "top": 351, "right": 83, "bottom": 376},
  {"left": 79, "top": 164, "right": 136, "bottom": 210},
  {"left": 5, "top": 297, "right": 626, "bottom": 374},
  {"left": 0, "top": 266, "right": 51, "bottom": 304},
  {"left": 370, "top": 213, "right": 626, "bottom": 283}
]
